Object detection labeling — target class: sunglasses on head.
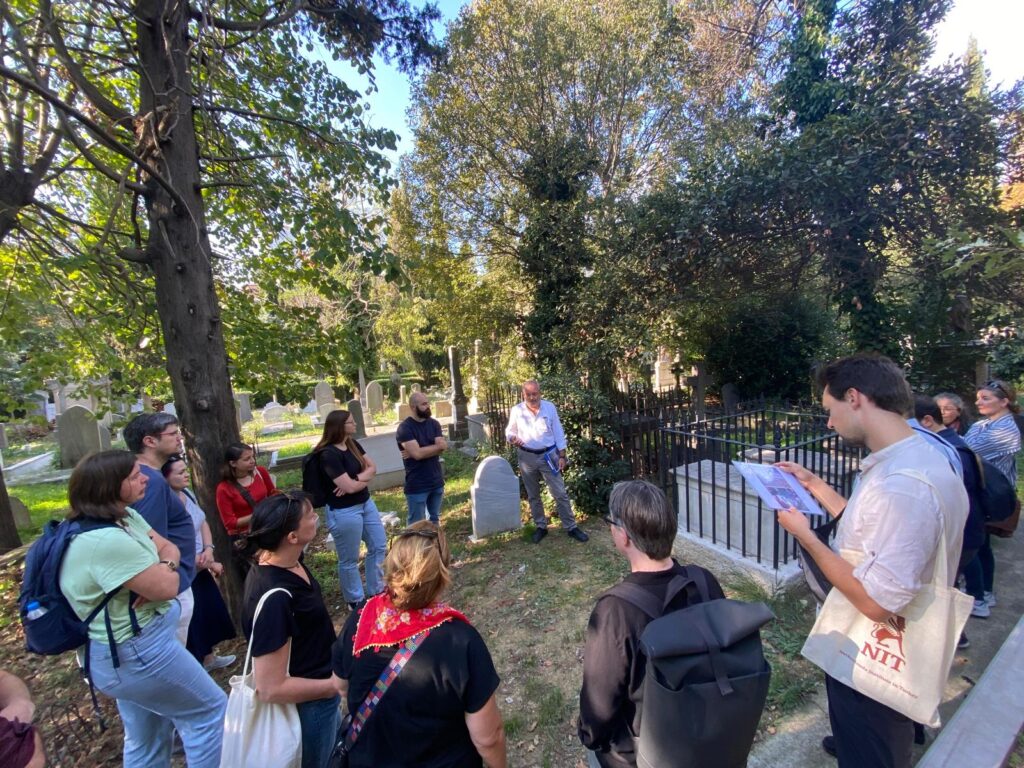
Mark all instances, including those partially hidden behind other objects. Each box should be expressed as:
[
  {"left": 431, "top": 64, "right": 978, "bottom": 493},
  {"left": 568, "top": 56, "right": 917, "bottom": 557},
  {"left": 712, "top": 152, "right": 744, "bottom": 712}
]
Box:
[{"left": 984, "top": 380, "right": 1009, "bottom": 398}]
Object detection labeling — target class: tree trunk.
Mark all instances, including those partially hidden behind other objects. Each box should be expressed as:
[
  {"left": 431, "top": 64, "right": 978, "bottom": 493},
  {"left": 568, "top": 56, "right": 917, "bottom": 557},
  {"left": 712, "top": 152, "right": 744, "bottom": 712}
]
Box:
[
  {"left": 135, "top": 0, "right": 243, "bottom": 623},
  {"left": 0, "top": 468, "right": 22, "bottom": 554}
]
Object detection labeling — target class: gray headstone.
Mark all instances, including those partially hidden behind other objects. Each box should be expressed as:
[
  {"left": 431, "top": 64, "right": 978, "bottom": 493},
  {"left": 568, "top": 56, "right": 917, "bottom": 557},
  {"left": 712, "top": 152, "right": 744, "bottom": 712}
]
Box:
[
  {"left": 98, "top": 424, "right": 112, "bottom": 450},
  {"left": 399, "top": 385, "right": 407, "bottom": 404},
  {"left": 9, "top": 496, "right": 31, "bottom": 528},
  {"left": 57, "top": 405, "right": 102, "bottom": 468},
  {"left": 358, "top": 367, "right": 367, "bottom": 408},
  {"left": 314, "top": 381, "right": 334, "bottom": 409},
  {"left": 346, "top": 399, "right": 366, "bottom": 438},
  {"left": 163, "top": 402, "right": 176, "bottom": 416},
  {"left": 318, "top": 402, "right": 340, "bottom": 419},
  {"left": 302, "top": 399, "right": 318, "bottom": 415},
  {"left": 411, "top": 383, "right": 421, "bottom": 393},
  {"left": 448, "top": 347, "right": 468, "bottom": 432},
  {"left": 0, "top": 423, "right": 7, "bottom": 451},
  {"left": 263, "top": 403, "right": 288, "bottom": 422},
  {"left": 470, "top": 456, "right": 522, "bottom": 540},
  {"left": 366, "top": 381, "right": 384, "bottom": 414},
  {"left": 721, "top": 382, "right": 740, "bottom": 414},
  {"left": 237, "top": 393, "right": 253, "bottom": 423}
]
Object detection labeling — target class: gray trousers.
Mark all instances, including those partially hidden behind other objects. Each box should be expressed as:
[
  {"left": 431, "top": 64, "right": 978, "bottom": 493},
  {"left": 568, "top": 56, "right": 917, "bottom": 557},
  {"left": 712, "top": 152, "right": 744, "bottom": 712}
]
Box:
[{"left": 517, "top": 448, "right": 576, "bottom": 530}]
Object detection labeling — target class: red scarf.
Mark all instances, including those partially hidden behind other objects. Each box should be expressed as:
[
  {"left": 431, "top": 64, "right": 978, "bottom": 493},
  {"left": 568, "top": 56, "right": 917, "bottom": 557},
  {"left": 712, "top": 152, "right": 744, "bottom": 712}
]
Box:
[{"left": 353, "top": 592, "right": 468, "bottom": 656}]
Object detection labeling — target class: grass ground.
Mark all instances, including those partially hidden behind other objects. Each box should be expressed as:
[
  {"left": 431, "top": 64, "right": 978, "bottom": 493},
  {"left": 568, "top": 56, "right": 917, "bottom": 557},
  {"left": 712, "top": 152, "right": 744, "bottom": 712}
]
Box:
[{"left": 0, "top": 448, "right": 821, "bottom": 767}]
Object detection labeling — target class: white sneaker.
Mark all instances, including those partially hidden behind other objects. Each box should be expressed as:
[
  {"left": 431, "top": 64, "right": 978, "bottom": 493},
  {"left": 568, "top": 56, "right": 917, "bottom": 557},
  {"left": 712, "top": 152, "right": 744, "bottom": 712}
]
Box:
[
  {"left": 970, "top": 599, "right": 990, "bottom": 618},
  {"left": 984, "top": 591, "right": 996, "bottom": 607},
  {"left": 204, "top": 654, "right": 236, "bottom": 671}
]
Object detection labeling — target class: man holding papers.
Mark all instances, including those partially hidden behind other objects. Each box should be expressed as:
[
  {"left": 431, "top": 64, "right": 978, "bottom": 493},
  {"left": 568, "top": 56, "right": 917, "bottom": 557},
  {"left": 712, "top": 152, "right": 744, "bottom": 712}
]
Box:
[{"left": 775, "top": 354, "right": 967, "bottom": 768}]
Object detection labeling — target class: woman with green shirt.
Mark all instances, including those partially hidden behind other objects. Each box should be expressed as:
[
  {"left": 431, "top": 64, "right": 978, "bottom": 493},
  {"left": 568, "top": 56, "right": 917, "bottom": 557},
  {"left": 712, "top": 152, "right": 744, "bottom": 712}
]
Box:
[{"left": 58, "top": 451, "right": 226, "bottom": 768}]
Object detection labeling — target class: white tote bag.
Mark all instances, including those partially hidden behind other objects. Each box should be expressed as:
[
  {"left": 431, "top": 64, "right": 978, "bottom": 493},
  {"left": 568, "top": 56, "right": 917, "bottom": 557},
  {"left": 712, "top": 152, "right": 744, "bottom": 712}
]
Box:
[
  {"left": 220, "top": 588, "right": 303, "bottom": 768},
  {"left": 801, "top": 521, "right": 972, "bottom": 727}
]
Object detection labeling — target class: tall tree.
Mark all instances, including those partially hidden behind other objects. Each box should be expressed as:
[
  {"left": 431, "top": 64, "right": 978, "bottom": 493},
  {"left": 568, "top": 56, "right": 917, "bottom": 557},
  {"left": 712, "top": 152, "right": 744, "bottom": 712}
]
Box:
[{"left": 0, "top": 0, "right": 437, "bottom": 599}]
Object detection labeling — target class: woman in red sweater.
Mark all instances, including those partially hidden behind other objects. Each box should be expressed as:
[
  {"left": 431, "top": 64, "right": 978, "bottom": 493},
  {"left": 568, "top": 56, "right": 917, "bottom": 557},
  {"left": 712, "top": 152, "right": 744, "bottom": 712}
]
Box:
[{"left": 216, "top": 442, "right": 276, "bottom": 578}]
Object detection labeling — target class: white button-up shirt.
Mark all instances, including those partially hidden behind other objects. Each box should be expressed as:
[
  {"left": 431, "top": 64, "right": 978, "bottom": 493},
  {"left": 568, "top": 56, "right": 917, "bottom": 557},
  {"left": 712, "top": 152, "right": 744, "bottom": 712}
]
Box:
[
  {"left": 505, "top": 399, "right": 567, "bottom": 452},
  {"left": 835, "top": 434, "right": 967, "bottom": 614}
]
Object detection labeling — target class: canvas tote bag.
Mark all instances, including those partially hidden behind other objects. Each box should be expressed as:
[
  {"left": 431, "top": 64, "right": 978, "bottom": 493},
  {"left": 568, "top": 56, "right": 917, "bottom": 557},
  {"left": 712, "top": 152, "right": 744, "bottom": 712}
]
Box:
[
  {"left": 220, "top": 587, "right": 303, "bottom": 768},
  {"left": 800, "top": 473, "right": 972, "bottom": 727}
]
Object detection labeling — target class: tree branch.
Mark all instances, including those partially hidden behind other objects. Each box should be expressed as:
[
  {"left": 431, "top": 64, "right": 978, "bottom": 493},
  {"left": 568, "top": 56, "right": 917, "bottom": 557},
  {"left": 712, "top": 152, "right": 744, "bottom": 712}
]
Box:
[
  {"left": 188, "top": 0, "right": 303, "bottom": 33},
  {"left": 38, "top": 0, "right": 133, "bottom": 126},
  {"left": 200, "top": 103, "right": 360, "bottom": 148}
]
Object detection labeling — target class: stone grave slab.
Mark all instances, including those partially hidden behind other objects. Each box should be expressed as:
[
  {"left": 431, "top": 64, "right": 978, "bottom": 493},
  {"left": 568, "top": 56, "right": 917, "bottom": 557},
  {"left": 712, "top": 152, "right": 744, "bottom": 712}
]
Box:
[
  {"left": 262, "top": 403, "right": 288, "bottom": 422},
  {"left": 366, "top": 381, "right": 384, "bottom": 414},
  {"left": 314, "top": 381, "right": 334, "bottom": 409},
  {"left": 470, "top": 456, "right": 522, "bottom": 540},
  {"left": 346, "top": 400, "right": 366, "bottom": 438},
  {"left": 57, "top": 405, "right": 101, "bottom": 468}
]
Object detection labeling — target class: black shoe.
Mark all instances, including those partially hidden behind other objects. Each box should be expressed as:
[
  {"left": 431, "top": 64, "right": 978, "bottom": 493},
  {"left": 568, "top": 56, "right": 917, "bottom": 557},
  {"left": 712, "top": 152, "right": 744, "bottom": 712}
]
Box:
[
  {"left": 914, "top": 722, "right": 926, "bottom": 745},
  {"left": 957, "top": 632, "right": 970, "bottom": 650},
  {"left": 567, "top": 527, "right": 589, "bottom": 543},
  {"left": 822, "top": 736, "right": 836, "bottom": 758},
  {"left": 531, "top": 528, "right": 548, "bottom": 543},
  {"left": 347, "top": 599, "right": 366, "bottom": 612}
]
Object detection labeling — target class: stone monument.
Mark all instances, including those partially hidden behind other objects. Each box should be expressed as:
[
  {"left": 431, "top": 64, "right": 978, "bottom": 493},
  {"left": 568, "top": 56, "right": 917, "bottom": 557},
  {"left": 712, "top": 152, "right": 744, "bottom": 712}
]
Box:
[
  {"left": 470, "top": 456, "right": 522, "bottom": 541},
  {"left": 57, "top": 405, "right": 102, "bottom": 468}
]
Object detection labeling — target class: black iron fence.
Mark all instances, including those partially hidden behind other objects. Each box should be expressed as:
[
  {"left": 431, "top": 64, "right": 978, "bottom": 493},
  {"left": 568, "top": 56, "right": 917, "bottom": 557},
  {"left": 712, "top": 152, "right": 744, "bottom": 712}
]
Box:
[{"left": 659, "top": 407, "right": 862, "bottom": 569}]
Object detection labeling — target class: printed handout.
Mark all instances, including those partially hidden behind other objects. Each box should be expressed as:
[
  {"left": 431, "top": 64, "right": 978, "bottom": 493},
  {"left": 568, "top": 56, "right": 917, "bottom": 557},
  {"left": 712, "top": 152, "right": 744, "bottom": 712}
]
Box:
[{"left": 731, "top": 461, "right": 825, "bottom": 518}]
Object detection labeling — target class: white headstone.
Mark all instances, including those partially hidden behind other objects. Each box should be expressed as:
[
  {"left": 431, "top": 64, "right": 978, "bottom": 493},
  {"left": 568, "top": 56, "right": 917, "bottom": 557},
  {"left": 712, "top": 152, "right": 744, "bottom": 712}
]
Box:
[
  {"left": 318, "top": 402, "right": 340, "bottom": 419},
  {"left": 263, "top": 402, "right": 288, "bottom": 422},
  {"left": 303, "top": 399, "right": 318, "bottom": 415},
  {"left": 366, "top": 381, "right": 384, "bottom": 414},
  {"left": 163, "top": 402, "right": 176, "bottom": 416},
  {"left": 314, "top": 381, "right": 334, "bottom": 409},
  {"left": 470, "top": 456, "right": 523, "bottom": 540},
  {"left": 57, "top": 405, "right": 102, "bottom": 468}
]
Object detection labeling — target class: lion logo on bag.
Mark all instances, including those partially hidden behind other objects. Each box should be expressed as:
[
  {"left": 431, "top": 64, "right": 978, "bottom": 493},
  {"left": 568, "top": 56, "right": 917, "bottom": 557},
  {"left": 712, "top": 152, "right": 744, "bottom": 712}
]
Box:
[{"left": 861, "top": 615, "right": 907, "bottom": 672}]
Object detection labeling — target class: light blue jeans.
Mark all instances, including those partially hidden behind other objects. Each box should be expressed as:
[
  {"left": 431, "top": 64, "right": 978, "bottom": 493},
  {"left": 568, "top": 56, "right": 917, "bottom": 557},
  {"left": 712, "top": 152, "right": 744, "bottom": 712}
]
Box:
[
  {"left": 88, "top": 600, "right": 227, "bottom": 768},
  {"left": 297, "top": 694, "right": 340, "bottom": 768},
  {"left": 405, "top": 485, "right": 444, "bottom": 524},
  {"left": 326, "top": 498, "right": 387, "bottom": 603}
]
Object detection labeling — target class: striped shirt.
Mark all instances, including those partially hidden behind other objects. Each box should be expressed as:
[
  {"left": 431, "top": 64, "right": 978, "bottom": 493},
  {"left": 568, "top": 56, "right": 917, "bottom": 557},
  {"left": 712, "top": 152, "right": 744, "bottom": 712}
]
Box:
[{"left": 964, "top": 413, "right": 1021, "bottom": 487}]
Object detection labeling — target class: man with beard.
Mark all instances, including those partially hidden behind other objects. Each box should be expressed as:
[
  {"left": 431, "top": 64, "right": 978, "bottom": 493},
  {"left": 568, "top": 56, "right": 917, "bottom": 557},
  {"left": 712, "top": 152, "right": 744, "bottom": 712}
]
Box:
[{"left": 396, "top": 391, "right": 448, "bottom": 524}]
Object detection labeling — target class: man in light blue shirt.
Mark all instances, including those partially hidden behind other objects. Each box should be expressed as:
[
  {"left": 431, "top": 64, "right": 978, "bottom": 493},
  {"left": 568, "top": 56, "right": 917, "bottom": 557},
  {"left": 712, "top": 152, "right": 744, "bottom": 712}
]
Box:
[{"left": 505, "top": 380, "right": 588, "bottom": 543}]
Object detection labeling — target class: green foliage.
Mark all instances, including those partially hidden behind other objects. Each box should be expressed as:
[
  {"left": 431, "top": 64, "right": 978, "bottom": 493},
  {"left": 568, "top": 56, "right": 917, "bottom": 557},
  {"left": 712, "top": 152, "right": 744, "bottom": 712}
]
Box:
[
  {"left": 542, "top": 374, "right": 631, "bottom": 516},
  {"left": 697, "top": 294, "right": 835, "bottom": 401}
]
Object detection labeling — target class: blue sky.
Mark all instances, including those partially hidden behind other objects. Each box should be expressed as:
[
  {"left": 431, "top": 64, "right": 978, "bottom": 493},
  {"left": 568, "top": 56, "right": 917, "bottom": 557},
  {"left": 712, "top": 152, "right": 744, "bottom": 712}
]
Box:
[{"left": 327, "top": 0, "right": 1024, "bottom": 161}]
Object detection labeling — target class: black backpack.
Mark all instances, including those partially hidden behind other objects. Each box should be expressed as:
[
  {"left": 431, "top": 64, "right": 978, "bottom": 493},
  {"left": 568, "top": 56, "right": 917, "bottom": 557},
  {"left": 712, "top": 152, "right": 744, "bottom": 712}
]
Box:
[
  {"left": 609, "top": 568, "right": 774, "bottom": 768},
  {"left": 302, "top": 449, "right": 332, "bottom": 508},
  {"left": 970, "top": 452, "right": 1016, "bottom": 522}
]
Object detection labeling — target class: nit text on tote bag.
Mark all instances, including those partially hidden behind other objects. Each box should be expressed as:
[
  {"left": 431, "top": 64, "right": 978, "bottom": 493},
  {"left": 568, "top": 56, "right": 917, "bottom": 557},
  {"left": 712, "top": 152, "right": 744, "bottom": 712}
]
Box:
[
  {"left": 800, "top": 509, "right": 971, "bottom": 728},
  {"left": 220, "top": 587, "right": 303, "bottom": 768}
]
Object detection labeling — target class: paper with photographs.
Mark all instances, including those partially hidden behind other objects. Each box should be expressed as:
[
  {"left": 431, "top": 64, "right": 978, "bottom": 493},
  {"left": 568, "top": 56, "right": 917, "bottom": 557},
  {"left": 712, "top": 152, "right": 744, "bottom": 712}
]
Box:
[{"left": 730, "top": 461, "right": 825, "bottom": 518}]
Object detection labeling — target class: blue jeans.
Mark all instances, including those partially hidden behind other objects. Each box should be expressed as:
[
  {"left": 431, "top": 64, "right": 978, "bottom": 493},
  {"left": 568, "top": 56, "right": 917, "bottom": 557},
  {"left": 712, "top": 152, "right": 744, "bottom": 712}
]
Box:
[
  {"left": 88, "top": 600, "right": 227, "bottom": 768},
  {"left": 297, "top": 694, "right": 340, "bottom": 768},
  {"left": 405, "top": 485, "right": 444, "bottom": 524},
  {"left": 326, "top": 498, "right": 387, "bottom": 603}
]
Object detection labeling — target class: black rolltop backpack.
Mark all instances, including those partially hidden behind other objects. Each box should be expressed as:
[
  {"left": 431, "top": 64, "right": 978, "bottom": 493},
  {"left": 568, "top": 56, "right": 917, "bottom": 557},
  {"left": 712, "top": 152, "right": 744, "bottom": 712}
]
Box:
[{"left": 610, "top": 567, "right": 774, "bottom": 768}]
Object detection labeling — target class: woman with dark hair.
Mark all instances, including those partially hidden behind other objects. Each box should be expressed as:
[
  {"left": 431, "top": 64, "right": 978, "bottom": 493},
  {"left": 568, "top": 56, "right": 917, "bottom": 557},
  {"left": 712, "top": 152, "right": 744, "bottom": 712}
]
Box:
[
  {"left": 240, "top": 492, "right": 339, "bottom": 768},
  {"left": 314, "top": 409, "right": 386, "bottom": 611},
  {"left": 59, "top": 450, "right": 226, "bottom": 767},
  {"left": 963, "top": 379, "right": 1021, "bottom": 618},
  {"left": 331, "top": 521, "right": 506, "bottom": 768},
  {"left": 161, "top": 455, "right": 236, "bottom": 670},
  {"left": 935, "top": 392, "right": 972, "bottom": 436},
  {"left": 216, "top": 441, "right": 276, "bottom": 581}
]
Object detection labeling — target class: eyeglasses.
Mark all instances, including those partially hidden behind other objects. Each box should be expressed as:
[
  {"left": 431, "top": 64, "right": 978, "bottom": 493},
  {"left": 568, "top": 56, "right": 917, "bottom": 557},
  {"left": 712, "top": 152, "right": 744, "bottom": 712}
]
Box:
[
  {"left": 158, "top": 429, "right": 181, "bottom": 438},
  {"left": 938, "top": 406, "right": 959, "bottom": 412},
  {"left": 601, "top": 513, "right": 621, "bottom": 528}
]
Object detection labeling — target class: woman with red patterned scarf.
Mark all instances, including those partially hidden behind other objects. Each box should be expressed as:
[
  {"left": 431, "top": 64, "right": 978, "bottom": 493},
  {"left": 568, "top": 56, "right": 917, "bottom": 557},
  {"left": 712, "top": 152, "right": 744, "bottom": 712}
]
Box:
[{"left": 331, "top": 521, "right": 507, "bottom": 767}]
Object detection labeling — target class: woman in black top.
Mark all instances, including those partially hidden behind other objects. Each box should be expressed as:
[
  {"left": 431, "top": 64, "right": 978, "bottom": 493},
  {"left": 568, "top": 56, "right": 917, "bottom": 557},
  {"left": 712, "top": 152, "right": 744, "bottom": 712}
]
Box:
[
  {"left": 314, "top": 409, "right": 386, "bottom": 611},
  {"left": 239, "top": 493, "right": 338, "bottom": 768},
  {"left": 331, "top": 521, "right": 506, "bottom": 768}
]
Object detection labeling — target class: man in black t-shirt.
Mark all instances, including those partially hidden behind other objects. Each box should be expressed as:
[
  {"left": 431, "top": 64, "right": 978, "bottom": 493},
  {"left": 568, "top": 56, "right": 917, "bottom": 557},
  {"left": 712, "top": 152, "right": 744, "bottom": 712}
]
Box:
[
  {"left": 578, "top": 480, "right": 724, "bottom": 768},
  {"left": 396, "top": 392, "right": 447, "bottom": 524}
]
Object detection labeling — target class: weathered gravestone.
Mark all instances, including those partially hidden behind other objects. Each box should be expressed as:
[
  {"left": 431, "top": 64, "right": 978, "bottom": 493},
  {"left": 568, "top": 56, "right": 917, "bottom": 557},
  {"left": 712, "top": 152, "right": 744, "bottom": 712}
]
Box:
[
  {"left": 721, "top": 383, "right": 740, "bottom": 414},
  {"left": 396, "top": 403, "right": 413, "bottom": 420},
  {"left": 470, "top": 456, "right": 522, "bottom": 541},
  {"left": 346, "top": 399, "right": 366, "bottom": 438},
  {"left": 263, "top": 402, "right": 289, "bottom": 422},
  {"left": 58, "top": 405, "right": 102, "bottom": 468},
  {"left": 237, "top": 393, "right": 253, "bottom": 423},
  {"left": 163, "top": 402, "right": 176, "bottom": 416},
  {"left": 411, "top": 383, "right": 421, "bottom": 393},
  {"left": 9, "top": 496, "right": 31, "bottom": 528},
  {"left": 434, "top": 401, "right": 452, "bottom": 418},
  {"left": 399, "top": 385, "right": 407, "bottom": 404},
  {"left": 0, "top": 423, "right": 7, "bottom": 451},
  {"left": 314, "top": 381, "right": 334, "bottom": 409},
  {"left": 365, "top": 381, "right": 384, "bottom": 415},
  {"left": 448, "top": 346, "right": 468, "bottom": 432},
  {"left": 318, "top": 402, "right": 340, "bottom": 420},
  {"left": 98, "top": 424, "right": 112, "bottom": 450}
]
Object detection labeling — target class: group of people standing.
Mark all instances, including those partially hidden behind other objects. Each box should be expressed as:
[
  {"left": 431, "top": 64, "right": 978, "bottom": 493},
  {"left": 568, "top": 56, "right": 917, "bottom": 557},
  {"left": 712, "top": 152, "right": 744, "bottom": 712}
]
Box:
[{"left": 24, "top": 362, "right": 1019, "bottom": 768}]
